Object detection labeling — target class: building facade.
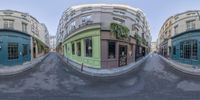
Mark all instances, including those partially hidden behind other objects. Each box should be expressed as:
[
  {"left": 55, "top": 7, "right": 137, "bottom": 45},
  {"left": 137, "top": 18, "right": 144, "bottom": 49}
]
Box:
[
  {"left": 0, "top": 10, "right": 50, "bottom": 66},
  {"left": 158, "top": 10, "right": 200, "bottom": 65},
  {"left": 151, "top": 42, "right": 157, "bottom": 52},
  {"left": 50, "top": 35, "right": 56, "bottom": 51},
  {"left": 57, "top": 4, "right": 151, "bottom": 69}
]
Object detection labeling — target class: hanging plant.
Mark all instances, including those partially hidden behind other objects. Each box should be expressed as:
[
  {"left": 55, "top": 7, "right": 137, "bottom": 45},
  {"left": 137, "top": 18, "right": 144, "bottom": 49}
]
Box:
[
  {"left": 135, "top": 33, "right": 148, "bottom": 46},
  {"left": 135, "top": 33, "right": 142, "bottom": 45},
  {"left": 110, "top": 23, "right": 130, "bottom": 39},
  {"left": 142, "top": 38, "right": 147, "bottom": 46}
]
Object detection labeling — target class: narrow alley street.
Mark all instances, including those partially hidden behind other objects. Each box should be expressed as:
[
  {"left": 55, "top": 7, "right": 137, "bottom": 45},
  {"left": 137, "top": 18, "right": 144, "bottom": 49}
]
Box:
[{"left": 0, "top": 53, "right": 200, "bottom": 100}]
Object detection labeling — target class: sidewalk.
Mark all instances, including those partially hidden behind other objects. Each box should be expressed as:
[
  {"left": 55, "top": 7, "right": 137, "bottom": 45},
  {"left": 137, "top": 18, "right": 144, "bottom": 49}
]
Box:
[
  {"left": 159, "top": 55, "right": 200, "bottom": 76},
  {"left": 0, "top": 53, "right": 49, "bottom": 76},
  {"left": 58, "top": 53, "right": 150, "bottom": 77}
]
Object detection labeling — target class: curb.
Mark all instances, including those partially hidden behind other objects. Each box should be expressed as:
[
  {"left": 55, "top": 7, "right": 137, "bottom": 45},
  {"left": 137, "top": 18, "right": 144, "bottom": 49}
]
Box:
[
  {"left": 159, "top": 55, "right": 200, "bottom": 76},
  {"left": 59, "top": 53, "right": 149, "bottom": 77},
  {"left": 0, "top": 53, "right": 50, "bottom": 76}
]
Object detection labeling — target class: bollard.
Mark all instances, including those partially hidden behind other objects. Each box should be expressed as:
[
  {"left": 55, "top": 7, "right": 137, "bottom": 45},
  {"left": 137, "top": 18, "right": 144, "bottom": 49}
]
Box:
[{"left": 81, "top": 63, "right": 83, "bottom": 71}]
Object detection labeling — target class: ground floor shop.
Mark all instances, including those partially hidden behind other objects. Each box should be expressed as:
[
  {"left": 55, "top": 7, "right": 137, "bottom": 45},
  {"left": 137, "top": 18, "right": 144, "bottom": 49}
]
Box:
[
  {"left": 63, "top": 29, "right": 139, "bottom": 69},
  {"left": 0, "top": 30, "right": 49, "bottom": 66},
  {"left": 172, "top": 30, "right": 200, "bottom": 66},
  {"left": 0, "top": 30, "right": 31, "bottom": 66}
]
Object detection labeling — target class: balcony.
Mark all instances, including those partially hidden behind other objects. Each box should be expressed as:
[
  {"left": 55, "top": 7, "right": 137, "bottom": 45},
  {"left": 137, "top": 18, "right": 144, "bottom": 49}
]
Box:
[{"left": 64, "top": 21, "right": 101, "bottom": 39}]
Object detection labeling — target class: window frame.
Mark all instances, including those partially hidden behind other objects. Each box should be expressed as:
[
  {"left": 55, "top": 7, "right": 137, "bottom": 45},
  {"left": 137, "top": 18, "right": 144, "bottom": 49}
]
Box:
[
  {"left": 22, "top": 22, "right": 28, "bottom": 32},
  {"left": 76, "top": 41, "right": 81, "bottom": 56},
  {"left": 3, "top": 19, "right": 14, "bottom": 29},
  {"left": 8, "top": 42, "right": 19, "bottom": 60},
  {"left": 72, "top": 42, "right": 75, "bottom": 55},
  {"left": 84, "top": 37, "right": 93, "bottom": 57},
  {"left": 108, "top": 41, "right": 116, "bottom": 59}
]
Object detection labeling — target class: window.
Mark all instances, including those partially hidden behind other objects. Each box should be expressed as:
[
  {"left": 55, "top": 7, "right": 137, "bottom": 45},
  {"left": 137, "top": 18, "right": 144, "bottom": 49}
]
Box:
[
  {"left": 22, "top": 23, "right": 27, "bottom": 32},
  {"left": 23, "top": 44, "right": 28, "bottom": 56},
  {"left": 180, "top": 43, "right": 183, "bottom": 58},
  {"left": 113, "top": 17, "right": 125, "bottom": 24},
  {"left": 108, "top": 41, "right": 116, "bottom": 59},
  {"left": 65, "top": 44, "right": 67, "bottom": 53},
  {"left": 85, "top": 37, "right": 92, "bottom": 57},
  {"left": 76, "top": 42, "right": 81, "bottom": 56},
  {"left": 174, "top": 16, "right": 179, "bottom": 20},
  {"left": 69, "top": 21, "right": 76, "bottom": 32},
  {"left": 8, "top": 43, "right": 18, "bottom": 60},
  {"left": 186, "top": 20, "right": 195, "bottom": 30},
  {"left": 4, "top": 19, "right": 14, "bottom": 29},
  {"left": 174, "top": 25, "right": 178, "bottom": 34},
  {"left": 180, "top": 40, "right": 198, "bottom": 60},
  {"left": 81, "top": 7, "right": 92, "bottom": 12},
  {"left": 31, "top": 22, "right": 39, "bottom": 36},
  {"left": 173, "top": 46, "right": 176, "bottom": 55},
  {"left": 72, "top": 43, "right": 75, "bottom": 55},
  {"left": 113, "top": 10, "right": 125, "bottom": 16},
  {"left": 191, "top": 40, "right": 198, "bottom": 60},
  {"left": 82, "top": 15, "right": 92, "bottom": 23}
]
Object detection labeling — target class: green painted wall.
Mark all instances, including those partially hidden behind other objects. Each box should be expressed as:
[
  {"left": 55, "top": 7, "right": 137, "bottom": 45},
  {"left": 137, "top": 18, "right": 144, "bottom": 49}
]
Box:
[{"left": 63, "top": 29, "right": 101, "bottom": 68}]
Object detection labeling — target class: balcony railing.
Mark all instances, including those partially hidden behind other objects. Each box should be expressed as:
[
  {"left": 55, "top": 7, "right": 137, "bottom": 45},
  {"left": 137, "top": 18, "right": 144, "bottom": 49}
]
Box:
[{"left": 65, "top": 21, "right": 101, "bottom": 39}]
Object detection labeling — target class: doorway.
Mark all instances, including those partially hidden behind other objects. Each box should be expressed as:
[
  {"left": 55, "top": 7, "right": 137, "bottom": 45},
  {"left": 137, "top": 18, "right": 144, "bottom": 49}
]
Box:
[{"left": 118, "top": 45, "right": 127, "bottom": 67}]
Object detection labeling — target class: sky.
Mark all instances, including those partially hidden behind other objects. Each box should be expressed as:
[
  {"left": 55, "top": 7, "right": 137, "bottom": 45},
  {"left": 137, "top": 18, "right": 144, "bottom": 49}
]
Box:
[{"left": 1, "top": 0, "right": 200, "bottom": 42}]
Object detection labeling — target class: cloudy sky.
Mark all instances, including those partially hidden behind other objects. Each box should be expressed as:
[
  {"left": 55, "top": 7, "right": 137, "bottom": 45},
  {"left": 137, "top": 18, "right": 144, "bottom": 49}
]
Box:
[{"left": 1, "top": 0, "right": 200, "bottom": 41}]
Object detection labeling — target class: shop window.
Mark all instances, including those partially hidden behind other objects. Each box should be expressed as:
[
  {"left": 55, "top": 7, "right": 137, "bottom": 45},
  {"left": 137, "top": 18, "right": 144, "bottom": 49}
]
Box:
[
  {"left": 23, "top": 44, "right": 28, "bottom": 56},
  {"left": 173, "top": 46, "right": 176, "bottom": 55},
  {"left": 65, "top": 44, "right": 67, "bottom": 53},
  {"left": 108, "top": 41, "right": 116, "bottom": 59},
  {"left": 72, "top": 43, "right": 75, "bottom": 55},
  {"left": 76, "top": 42, "right": 81, "bottom": 56},
  {"left": 85, "top": 37, "right": 92, "bottom": 57},
  {"left": 180, "top": 40, "right": 198, "bottom": 60},
  {"left": 8, "top": 43, "right": 18, "bottom": 60},
  {"left": 191, "top": 40, "right": 198, "bottom": 60},
  {"left": 180, "top": 44, "right": 183, "bottom": 58}
]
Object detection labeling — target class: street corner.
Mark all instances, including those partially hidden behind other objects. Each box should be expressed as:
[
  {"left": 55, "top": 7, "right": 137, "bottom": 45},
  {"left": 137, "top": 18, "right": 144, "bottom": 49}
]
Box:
[{"left": 60, "top": 53, "right": 150, "bottom": 78}]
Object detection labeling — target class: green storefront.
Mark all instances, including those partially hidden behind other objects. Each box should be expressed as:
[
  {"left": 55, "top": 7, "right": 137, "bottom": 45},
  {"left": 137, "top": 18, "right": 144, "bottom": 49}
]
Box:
[{"left": 63, "top": 28, "right": 101, "bottom": 68}]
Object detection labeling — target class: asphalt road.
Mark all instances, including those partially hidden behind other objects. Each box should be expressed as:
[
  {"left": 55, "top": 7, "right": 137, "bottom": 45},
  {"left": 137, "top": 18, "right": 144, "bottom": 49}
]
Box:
[{"left": 0, "top": 52, "right": 200, "bottom": 100}]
